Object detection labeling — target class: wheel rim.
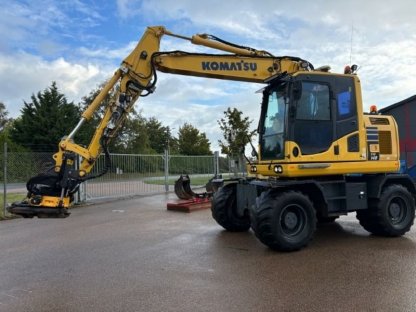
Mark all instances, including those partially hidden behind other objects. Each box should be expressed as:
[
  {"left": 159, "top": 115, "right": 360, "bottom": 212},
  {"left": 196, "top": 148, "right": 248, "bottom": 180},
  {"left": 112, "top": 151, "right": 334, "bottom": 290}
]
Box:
[
  {"left": 280, "top": 204, "right": 306, "bottom": 236},
  {"left": 388, "top": 197, "right": 408, "bottom": 225}
]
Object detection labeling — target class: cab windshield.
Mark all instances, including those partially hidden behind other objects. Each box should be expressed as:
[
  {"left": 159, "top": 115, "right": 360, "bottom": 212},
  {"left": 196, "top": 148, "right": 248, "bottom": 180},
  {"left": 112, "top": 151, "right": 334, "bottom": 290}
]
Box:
[{"left": 260, "top": 86, "right": 287, "bottom": 160}]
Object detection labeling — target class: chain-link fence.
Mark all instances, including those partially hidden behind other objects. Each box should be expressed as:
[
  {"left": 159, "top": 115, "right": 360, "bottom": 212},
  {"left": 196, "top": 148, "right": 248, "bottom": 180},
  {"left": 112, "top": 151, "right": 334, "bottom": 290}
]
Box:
[
  {"left": 1, "top": 146, "right": 240, "bottom": 217},
  {"left": 81, "top": 153, "right": 225, "bottom": 200}
]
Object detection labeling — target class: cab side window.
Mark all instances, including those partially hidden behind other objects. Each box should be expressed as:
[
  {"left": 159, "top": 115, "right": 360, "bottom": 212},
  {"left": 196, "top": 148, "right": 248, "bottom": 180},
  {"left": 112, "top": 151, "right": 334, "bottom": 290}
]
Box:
[
  {"left": 337, "top": 88, "right": 355, "bottom": 120},
  {"left": 334, "top": 77, "right": 358, "bottom": 141},
  {"left": 293, "top": 82, "right": 332, "bottom": 155},
  {"left": 296, "top": 83, "right": 330, "bottom": 121}
]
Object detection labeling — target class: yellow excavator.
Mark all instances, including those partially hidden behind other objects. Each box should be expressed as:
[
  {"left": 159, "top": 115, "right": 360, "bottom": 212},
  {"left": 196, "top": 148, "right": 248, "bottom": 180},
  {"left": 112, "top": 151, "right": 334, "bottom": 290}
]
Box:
[{"left": 9, "top": 26, "right": 416, "bottom": 251}]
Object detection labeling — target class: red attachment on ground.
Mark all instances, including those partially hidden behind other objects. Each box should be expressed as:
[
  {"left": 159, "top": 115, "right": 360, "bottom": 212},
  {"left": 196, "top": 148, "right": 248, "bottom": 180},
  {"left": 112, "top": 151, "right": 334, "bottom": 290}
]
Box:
[{"left": 167, "top": 197, "right": 211, "bottom": 213}]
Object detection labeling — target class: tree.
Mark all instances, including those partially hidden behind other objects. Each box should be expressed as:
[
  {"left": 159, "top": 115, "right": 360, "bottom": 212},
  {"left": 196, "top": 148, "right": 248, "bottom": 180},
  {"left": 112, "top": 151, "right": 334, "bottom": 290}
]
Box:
[
  {"left": 177, "top": 123, "right": 211, "bottom": 155},
  {"left": 76, "top": 81, "right": 115, "bottom": 149},
  {"left": 0, "top": 102, "right": 9, "bottom": 132},
  {"left": 0, "top": 123, "right": 27, "bottom": 153},
  {"left": 112, "top": 110, "right": 154, "bottom": 154},
  {"left": 0, "top": 102, "right": 26, "bottom": 152},
  {"left": 217, "top": 107, "right": 256, "bottom": 156},
  {"left": 10, "top": 82, "right": 80, "bottom": 151},
  {"left": 78, "top": 84, "right": 175, "bottom": 154},
  {"left": 145, "top": 117, "right": 171, "bottom": 154}
]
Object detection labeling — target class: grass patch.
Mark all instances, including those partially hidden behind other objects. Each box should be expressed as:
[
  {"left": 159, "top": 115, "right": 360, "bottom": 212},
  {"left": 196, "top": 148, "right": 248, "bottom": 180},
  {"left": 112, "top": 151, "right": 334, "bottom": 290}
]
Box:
[{"left": 0, "top": 193, "right": 26, "bottom": 219}]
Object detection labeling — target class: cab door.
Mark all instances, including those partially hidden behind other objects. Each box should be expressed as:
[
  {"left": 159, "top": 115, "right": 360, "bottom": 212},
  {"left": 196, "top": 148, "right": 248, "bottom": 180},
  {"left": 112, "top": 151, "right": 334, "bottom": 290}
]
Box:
[
  {"left": 332, "top": 76, "right": 360, "bottom": 161},
  {"left": 288, "top": 75, "right": 360, "bottom": 163},
  {"left": 290, "top": 79, "right": 334, "bottom": 159}
]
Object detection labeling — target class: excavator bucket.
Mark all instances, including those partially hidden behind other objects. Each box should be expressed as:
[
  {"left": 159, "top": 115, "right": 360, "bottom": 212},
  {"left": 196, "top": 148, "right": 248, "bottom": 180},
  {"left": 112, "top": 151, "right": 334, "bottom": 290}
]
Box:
[
  {"left": 174, "top": 175, "right": 196, "bottom": 200},
  {"left": 174, "top": 174, "right": 223, "bottom": 200}
]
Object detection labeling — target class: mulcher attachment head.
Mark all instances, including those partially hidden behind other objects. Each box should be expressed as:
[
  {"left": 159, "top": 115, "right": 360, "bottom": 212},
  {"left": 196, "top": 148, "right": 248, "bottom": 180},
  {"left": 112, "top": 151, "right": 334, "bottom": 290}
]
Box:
[
  {"left": 7, "top": 172, "right": 73, "bottom": 218},
  {"left": 7, "top": 202, "right": 70, "bottom": 218}
]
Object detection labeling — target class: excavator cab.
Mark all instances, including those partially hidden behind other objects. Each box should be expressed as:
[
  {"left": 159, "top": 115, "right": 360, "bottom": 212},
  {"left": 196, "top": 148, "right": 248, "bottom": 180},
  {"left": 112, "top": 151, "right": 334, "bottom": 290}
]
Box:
[
  {"left": 257, "top": 75, "right": 338, "bottom": 165},
  {"left": 251, "top": 72, "right": 400, "bottom": 179},
  {"left": 254, "top": 73, "right": 353, "bottom": 177}
]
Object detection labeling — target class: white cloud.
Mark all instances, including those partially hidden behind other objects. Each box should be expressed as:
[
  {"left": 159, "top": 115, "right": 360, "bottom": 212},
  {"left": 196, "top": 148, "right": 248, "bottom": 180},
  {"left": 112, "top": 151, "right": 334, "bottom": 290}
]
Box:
[
  {"left": 116, "top": 0, "right": 142, "bottom": 19},
  {"left": 116, "top": 0, "right": 416, "bottom": 41},
  {"left": 0, "top": 52, "right": 110, "bottom": 117},
  {"left": 0, "top": 1, "right": 105, "bottom": 55},
  {"left": 322, "top": 14, "right": 339, "bottom": 26},
  {"left": 351, "top": 38, "right": 416, "bottom": 109},
  {"left": 78, "top": 42, "right": 137, "bottom": 60}
]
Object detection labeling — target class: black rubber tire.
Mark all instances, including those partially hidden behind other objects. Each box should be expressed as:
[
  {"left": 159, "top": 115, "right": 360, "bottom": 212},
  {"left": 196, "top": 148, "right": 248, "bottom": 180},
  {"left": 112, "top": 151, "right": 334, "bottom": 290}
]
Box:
[
  {"left": 356, "top": 184, "right": 415, "bottom": 236},
  {"left": 251, "top": 190, "right": 317, "bottom": 251},
  {"left": 211, "top": 183, "right": 251, "bottom": 232}
]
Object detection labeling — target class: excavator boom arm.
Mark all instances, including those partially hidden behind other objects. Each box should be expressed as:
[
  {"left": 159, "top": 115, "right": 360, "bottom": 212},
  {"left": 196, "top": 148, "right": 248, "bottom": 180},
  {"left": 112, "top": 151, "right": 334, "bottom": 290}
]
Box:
[
  {"left": 154, "top": 52, "right": 300, "bottom": 83},
  {"left": 54, "top": 26, "right": 311, "bottom": 175}
]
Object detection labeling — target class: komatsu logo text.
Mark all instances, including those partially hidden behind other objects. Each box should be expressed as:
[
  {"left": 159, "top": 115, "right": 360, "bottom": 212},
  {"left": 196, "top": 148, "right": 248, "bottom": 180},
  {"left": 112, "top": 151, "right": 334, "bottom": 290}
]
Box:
[{"left": 202, "top": 61, "right": 257, "bottom": 71}]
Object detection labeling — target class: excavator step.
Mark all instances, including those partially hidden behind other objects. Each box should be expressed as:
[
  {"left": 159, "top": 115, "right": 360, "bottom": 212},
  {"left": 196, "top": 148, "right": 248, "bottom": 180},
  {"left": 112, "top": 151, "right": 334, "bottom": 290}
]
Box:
[{"left": 7, "top": 202, "right": 70, "bottom": 218}]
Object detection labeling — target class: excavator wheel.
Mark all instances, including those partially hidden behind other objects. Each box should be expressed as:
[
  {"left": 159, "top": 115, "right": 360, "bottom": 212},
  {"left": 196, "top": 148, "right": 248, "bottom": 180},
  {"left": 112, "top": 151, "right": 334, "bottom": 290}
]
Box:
[
  {"left": 250, "top": 189, "right": 316, "bottom": 251},
  {"left": 211, "top": 183, "right": 251, "bottom": 232},
  {"left": 356, "top": 184, "right": 415, "bottom": 236}
]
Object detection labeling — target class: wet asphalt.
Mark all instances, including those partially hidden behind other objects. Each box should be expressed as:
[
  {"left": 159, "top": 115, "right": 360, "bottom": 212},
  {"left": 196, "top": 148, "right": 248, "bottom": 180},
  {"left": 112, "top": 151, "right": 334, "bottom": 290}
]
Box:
[{"left": 1, "top": 193, "right": 416, "bottom": 312}]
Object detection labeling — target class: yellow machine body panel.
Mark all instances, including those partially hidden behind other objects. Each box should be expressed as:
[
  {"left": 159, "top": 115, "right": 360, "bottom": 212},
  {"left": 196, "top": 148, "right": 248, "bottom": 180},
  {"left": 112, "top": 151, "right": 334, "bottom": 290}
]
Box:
[{"left": 37, "top": 196, "right": 71, "bottom": 208}]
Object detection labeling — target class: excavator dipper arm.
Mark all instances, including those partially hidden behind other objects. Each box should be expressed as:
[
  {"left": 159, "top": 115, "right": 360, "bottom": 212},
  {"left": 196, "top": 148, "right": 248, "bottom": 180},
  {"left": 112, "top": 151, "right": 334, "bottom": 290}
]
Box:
[{"left": 8, "top": 26, "right": 312, "bottom": 218}]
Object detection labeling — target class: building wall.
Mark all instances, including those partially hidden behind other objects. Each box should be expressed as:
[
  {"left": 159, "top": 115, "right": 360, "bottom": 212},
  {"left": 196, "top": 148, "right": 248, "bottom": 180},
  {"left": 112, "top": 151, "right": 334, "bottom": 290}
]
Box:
[{"left": 380, "top": 96, "right": 416, "bottom": 167}]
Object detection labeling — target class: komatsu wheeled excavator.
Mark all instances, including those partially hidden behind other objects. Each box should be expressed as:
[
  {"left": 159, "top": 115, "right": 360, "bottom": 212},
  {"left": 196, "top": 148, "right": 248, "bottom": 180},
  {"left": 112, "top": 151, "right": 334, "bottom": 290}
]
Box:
[{"left": 9, "top": 26, "right": 416, "bottom": 251}]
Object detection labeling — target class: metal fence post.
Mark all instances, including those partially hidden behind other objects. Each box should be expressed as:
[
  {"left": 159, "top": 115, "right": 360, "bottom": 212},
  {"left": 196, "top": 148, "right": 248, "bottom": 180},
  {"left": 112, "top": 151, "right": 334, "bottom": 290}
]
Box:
[
  {"left": 214, "top": 151, "right": 219, "bottom": 177},
  {"left": 3, "top": 142, "right": 7, "bottom": 216},
  {"left": 75, "top": 154, "right": 87, "bottom": 204},
  {"left": 164, "top": 149, "right": 169, "bottom": 192}
]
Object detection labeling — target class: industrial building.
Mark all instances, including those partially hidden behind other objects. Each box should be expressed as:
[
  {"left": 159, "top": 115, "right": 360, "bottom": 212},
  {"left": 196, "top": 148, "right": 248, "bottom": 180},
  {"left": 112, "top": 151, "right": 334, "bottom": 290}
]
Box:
[{"left": 380, "top": 95, "right": 416, "bottom": 171}]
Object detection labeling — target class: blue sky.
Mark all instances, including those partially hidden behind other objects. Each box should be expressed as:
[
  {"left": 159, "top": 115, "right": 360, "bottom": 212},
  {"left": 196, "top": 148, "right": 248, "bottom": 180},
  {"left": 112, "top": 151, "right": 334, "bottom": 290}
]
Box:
[{"left": 1, "top": 0, "right": 416, "bottom": 152}]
